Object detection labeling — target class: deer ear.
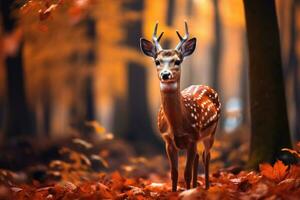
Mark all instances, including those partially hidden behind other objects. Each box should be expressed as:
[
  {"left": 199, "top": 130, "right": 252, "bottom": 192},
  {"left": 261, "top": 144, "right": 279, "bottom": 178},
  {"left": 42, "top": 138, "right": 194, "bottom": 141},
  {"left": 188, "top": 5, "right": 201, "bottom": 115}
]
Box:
[
  {"left": 140, "top": 38, "right": 155, "bottom": 57},
  {"left": 181, "top": 37, "right": 196, "bottom": 57}
]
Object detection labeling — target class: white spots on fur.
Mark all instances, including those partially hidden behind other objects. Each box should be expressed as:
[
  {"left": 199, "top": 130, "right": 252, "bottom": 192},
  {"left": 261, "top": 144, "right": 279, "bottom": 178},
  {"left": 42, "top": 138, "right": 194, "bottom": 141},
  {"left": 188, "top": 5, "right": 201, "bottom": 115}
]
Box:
[
  {"left": 192, "top": 86, "right": 199, "bottom": 95},
  {"left": 180, "top": 85, "right": 221, "bottom": 131}
]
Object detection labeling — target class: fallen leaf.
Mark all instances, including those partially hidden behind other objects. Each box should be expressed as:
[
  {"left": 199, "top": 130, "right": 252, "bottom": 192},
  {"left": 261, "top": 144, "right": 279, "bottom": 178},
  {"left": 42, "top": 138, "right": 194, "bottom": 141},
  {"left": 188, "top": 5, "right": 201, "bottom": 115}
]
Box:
[
  {"left": 287, "top": 165, "right": 300, "bottom": 179},
  {"left": 91, "top": 154, "right": 109, "bottom": 168},
  {"left": 145, "top": 183, "right": 168, "bottom": 192},
  {"left": 110, "top": 171, "right": 125, "bottom": 191},
  {"left": 259, "top": 160, "right": 288, "bottom": 182},
  {"left": 10, "top": 187, "right": 23, "bottom": 193},
  {"left": 73, "top": 138, "right": 93, "bottom": 149},
  {"left": 282, "top": 148, "right": 300, "bottom": 159},
  {"left": 85, "top": 121, "right": 106, "bottom": 134}
]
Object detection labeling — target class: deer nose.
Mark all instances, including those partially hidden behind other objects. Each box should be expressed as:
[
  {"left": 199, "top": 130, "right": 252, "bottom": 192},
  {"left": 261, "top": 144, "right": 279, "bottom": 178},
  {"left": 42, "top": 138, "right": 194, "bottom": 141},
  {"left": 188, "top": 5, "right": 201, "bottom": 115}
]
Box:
[{"left": 161, "top": 71, "right": 172, "bottom": 80}]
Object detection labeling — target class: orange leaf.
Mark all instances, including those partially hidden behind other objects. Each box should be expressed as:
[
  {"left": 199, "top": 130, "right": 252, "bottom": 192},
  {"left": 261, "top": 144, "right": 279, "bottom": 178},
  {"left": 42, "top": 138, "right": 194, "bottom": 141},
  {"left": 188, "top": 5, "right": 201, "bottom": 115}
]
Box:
[
  {"left": 110, "top": 171, "right": 125, "bottom": 191},
  {"left": 287, "top": 165, "right": 300, "bottom": 179},
  {"left": 259, "top": 160, "right": 288, "bottom": 182}
]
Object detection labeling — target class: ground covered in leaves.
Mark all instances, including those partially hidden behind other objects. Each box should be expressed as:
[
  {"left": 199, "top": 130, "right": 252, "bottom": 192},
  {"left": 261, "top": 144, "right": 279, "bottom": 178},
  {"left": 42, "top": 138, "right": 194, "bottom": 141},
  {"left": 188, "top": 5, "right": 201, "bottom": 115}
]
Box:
[
  {"left": 0, "top": 128, "right": 299, "bottom": 199},
  {"left": 1, "top": 160, "right": 300, "bottom": 199}
]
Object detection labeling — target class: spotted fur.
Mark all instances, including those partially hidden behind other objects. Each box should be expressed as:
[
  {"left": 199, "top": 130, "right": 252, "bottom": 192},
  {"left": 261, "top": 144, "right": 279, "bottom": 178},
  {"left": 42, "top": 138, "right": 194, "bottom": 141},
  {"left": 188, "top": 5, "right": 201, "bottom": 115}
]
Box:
[{"left": 158, "top": 85, "right": 221, "bottom": 133}]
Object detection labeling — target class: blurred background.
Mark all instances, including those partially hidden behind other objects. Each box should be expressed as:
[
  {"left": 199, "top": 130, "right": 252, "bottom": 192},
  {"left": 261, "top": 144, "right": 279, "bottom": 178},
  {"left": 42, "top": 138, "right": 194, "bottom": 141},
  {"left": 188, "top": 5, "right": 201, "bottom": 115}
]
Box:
[{"left": 0, "top": 0, "right": 299, "bottom": 171}]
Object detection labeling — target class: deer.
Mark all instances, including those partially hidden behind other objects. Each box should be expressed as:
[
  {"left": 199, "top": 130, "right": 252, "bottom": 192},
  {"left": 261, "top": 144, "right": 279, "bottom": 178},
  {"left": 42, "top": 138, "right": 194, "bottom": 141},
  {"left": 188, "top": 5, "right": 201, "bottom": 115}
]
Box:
[{"left": 140, "top": 22, "right": 221, "bottom": 192}]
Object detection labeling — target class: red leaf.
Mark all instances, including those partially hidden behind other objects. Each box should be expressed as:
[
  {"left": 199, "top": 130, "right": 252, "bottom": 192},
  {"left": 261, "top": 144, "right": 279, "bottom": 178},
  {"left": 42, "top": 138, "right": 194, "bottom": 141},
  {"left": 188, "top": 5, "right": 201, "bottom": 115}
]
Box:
[
  {"left": 287, "top": 165, "right": 300, "bottom": 179},
  {"left": 259, "top": 160, "right": 288, "bottom": 182},
  {"left": 110, "top": 171, "right": 125, "bottom": 191}
]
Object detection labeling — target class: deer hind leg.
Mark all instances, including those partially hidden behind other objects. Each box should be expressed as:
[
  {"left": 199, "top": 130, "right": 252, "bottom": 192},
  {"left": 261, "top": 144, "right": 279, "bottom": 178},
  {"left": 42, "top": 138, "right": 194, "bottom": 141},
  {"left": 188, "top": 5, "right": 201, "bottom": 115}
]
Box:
[
  {"left": 164, "top": 136, "right": 178, "bottom": 192},
  {"left": 184, "top": 142, "right": 197, "bottom": 190},
  {"left": 192, "top": 153, "right": 199, "bottom": 188},
  {"left": 202, "top": 125, "right": 217, "bottom": 189}
]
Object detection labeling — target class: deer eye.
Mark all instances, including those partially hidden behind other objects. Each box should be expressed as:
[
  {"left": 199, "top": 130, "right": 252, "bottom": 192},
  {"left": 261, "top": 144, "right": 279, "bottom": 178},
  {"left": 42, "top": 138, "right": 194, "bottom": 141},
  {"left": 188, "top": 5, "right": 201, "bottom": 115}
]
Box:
[
  {"left": 175, "top": 60, "right": 181, "bottom": 65},
  {"left": 155, "top": 60, "right": 160, "bottom": 65}
]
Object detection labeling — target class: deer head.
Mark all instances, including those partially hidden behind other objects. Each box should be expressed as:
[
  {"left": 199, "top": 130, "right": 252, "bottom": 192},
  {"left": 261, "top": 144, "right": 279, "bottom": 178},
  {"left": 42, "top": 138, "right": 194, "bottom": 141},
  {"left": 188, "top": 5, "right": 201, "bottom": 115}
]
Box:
[{"left": 140, "top": 22, "right": 197, "bottom": 92}]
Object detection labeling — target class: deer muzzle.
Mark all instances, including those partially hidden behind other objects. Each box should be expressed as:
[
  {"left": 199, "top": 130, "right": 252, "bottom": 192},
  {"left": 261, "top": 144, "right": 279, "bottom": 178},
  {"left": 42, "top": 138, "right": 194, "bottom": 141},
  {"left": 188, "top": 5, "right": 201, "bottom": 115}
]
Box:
[{"left": 160, "top": 70, "right": 172, "bottom": 81}]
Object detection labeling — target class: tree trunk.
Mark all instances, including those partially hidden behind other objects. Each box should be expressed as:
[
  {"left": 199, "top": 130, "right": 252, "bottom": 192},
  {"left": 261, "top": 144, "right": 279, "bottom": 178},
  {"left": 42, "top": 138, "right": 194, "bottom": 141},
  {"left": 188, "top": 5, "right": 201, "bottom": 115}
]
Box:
[
  {"left": 211, "top": 0, "right": 224, "bottom": 129},
  {"left": 124, "top": 0, "right": 163, "bottom": 154},
  {"left": 243, "top": 0, "right": 292, "bottom": 168},
  {"left": 211, "top": 0, "right": 222, "bottom": 92},
  {"left": 166, "top": 0, "right": 175, "bottom": 26},
  {"left": 126, "top": 63, "right": 162, "bottom": 153},
  {"left": 240, "top": 33, "right": 250, "bottom": 127},
  {"left": 84, "top": 16, "right": 96, "bottom": 121},
  {"left": 288, "top": 0, "right": 300, "bottom": 140},
  {"left": 1, "top": 0, "right": 34, "bottom": 138},
  {"left": 186, "top": 0, "right": 193, "bottom": 16}
]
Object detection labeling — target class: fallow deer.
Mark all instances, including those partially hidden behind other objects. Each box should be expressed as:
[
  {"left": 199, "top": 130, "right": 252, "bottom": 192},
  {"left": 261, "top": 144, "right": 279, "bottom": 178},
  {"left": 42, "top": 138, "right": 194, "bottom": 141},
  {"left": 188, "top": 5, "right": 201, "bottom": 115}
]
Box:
[{"left": 140, "top": 22, "right": 221, "bottom": 191}]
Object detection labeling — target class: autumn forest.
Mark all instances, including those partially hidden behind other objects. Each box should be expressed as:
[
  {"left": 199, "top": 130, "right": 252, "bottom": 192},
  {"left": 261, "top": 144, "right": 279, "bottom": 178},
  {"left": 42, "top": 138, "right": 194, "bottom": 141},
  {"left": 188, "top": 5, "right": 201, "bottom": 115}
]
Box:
[{"left": 0, "top": 0, "right": 300, "bottom": 199}]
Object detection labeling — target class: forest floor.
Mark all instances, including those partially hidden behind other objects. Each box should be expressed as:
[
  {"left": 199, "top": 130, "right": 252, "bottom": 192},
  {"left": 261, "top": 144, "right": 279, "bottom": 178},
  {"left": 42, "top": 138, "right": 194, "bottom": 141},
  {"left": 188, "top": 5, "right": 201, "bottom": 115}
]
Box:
[
  {"left": 2, "top": 161, "right": 300, "bottom": 200},
  {"left": 0, "top": 126, "right": 300, "bottom": 200}
]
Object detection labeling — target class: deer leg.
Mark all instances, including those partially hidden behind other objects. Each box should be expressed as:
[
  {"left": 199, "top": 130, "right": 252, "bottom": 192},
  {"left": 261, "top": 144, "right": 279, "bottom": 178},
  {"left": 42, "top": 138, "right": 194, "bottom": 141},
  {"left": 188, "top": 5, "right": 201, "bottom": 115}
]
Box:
[
  {"left": 192, "top": 153, "right": 199, "bottom": 188},
  {"left": 202, "top": 149, "right": 211, "bottom": 190},
  {"left": 184, "top": 142, "right": 196, "bottom": 190},
  {"left": 165, "top": 140, "right": 178, "bottom": 192},
  {"left": 202, "top": 132, "right": 216, "bottom": 189}
]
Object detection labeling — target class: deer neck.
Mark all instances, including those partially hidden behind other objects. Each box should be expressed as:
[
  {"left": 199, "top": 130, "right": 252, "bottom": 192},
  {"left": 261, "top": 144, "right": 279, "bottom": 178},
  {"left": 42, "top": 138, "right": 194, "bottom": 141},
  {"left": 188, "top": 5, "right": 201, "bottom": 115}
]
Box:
[{"left": 160, "top": 81, "right": 185, "bottom": 133}]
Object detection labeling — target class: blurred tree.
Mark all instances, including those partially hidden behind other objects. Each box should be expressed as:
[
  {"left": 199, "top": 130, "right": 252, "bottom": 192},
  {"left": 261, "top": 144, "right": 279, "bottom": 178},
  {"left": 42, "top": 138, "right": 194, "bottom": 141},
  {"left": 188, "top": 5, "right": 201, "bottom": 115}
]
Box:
[
  {"left": 240, "top": 33, "right": 250, "bottom": 127},
  {"left": 0, "top": 0, "right": 35, "bottom": 138},
  {"left": 18, "top": 0, "right": 93, "bottom": 137},
  {"left": 163, "top": 0, "right": 175, "bottom": 48},
  {"left": 186, "top": 0, "right": 193, "bottom": 16},
  {"left": 287, "top": 0, "right": 300, "bottom": 140},
  {"left": 243, "top": 0, "right": 292, "bottom": 168},
  {"left": 211, "top": 0, "right": 224, "bottom": 129},
  {"left": 211, "top": 0, "right": 222, "bottom": 92},
  {"left": 40, "top": 79, "right": 52, "bottom": 136},
  {"left": 167, "top": 0, "right": 175, "bottom": 26},
  {"left": 124, "top": 0, "right": 162, "bottom": 153},
  {"left": 84, "top": 15, "right": 96, "bottom": 122}
]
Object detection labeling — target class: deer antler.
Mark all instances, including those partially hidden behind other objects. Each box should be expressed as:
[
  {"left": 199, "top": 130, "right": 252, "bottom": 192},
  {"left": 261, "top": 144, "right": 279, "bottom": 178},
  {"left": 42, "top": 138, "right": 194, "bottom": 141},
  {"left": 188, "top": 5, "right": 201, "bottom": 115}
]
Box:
[
  {"left": 175, "top": 21, "right": 189, "bottom": 51},
  {"left": 153, "top": 22, "right": 164, "bottom": 51}
]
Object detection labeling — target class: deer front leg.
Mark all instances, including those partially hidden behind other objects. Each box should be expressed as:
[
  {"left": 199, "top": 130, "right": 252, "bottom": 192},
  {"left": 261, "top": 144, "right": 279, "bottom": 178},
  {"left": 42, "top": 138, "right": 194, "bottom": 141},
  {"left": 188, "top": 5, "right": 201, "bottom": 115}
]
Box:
[
  {"left": 202, "top": 149, "right": 211, "bottom": 190},
  {"left": 165, "top": 137, "right": 178, "bottom": 192},
  {"left": 192, "top": 153, "right": 199, "bottom": 188},
  {"left": 184, "top": 142, "right": 196, "bottom": 190},
  {"left": 202, "top": 136, "right": 214, "bottom": 189}
]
